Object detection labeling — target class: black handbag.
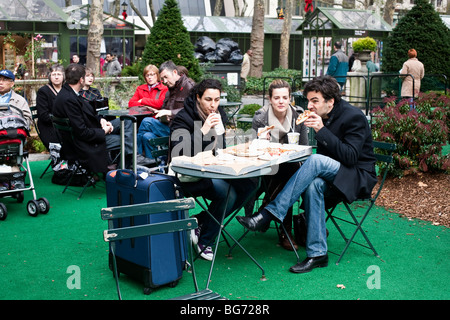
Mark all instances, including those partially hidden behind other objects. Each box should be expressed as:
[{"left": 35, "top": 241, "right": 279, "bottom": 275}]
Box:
[{"left": 293, "top": 212, "right": 307, "bottom": 247}]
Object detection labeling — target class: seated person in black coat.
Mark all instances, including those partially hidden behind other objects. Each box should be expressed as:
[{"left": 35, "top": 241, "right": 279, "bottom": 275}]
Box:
[
  {"left": 36, "top": 64, "right": 65, "bottom": 149},
  {"left": 52, "top": 64, "right": 123, "bottom": 174},
  {"left": 80, "top": 67, "right": 133, "bottom": 164},
  {"left": 170, "top": 79, "right": 256, "bottom": 261}
]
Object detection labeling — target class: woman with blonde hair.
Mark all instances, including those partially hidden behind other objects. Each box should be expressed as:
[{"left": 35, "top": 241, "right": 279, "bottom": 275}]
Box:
[
  {"left": 128, "top": 64, "right": 169, "bottom": 159},
  {"left": 128, "top": 64, "right": 168, "bottom": 109},
  {"left": 400, "top": 49, "right": 425, "bottom": 98}
]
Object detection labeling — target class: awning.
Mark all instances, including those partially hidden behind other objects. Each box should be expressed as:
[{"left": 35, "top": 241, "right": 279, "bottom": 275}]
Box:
[{"left": 297, "top": 7, "right": 392, "bottom": 32}]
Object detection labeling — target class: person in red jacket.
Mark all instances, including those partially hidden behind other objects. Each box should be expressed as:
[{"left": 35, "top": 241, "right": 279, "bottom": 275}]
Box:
[
  {"left": 128, "top": 64, "right": 168, "bottom": 163},
  {"left": 128, "top": 64, "right": 168, "bottom": 110},
  {"left": 136, "top": 61, "right": 194, "bottom": 161}
]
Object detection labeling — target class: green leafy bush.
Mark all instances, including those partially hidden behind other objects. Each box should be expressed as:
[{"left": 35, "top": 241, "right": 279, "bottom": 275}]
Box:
[
  {"left": 239, "top": 103, "right": 261, "bottom": 117},
  {"left": 372, "top": 92, "right": 450, "bottom": 176},
  {"left": 352, "top": 37, "right": 377, "bottom": 52},
  {"left": 121, "top": 62, "right": 142, "bottom": 78},
  {"left": 244, "top": 68, "right": 302, "bottom": 94},
  {"left": 236, "top": 103, "right": 262, "bottom": 130}
]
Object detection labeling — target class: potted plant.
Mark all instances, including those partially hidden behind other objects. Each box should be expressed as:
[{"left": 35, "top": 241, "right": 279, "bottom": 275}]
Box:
[{"left": 352, "top": 37, "right": 377, "bottom": 63}]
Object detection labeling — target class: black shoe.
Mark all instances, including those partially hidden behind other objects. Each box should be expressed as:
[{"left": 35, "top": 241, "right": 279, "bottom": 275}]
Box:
[
  {"left": 236, "top": 209, "right": 272, "bottom": 232},
  {"left": 289, "top": 255, "right": 328, "bottom": 274},
  {"left": 136, "top": 154, "right": 156, "bottom": 167}
]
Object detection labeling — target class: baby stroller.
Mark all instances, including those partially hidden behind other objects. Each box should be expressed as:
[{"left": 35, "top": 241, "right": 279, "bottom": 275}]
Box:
[{"left": 0, "top": 104, "right": 50, "bottom": 220}]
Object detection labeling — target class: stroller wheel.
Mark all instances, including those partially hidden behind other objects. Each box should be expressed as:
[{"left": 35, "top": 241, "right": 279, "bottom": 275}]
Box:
[
  {"left": 0, "top": 203, "right": 7, "bottom": 220},
  {"left": 37, "top": 197, "right": 50, "bottom": 214},
  {"left": 27, "top": 200, "right": 40, "bottom": 217},
  {"left": 16, "top": 192, "right": 24, "bottom": 203}
]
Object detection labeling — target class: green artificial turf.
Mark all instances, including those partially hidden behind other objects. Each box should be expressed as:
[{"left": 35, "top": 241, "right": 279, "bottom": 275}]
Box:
[{"left": 0, "top": 160, "right": 448, "bottom": 301}]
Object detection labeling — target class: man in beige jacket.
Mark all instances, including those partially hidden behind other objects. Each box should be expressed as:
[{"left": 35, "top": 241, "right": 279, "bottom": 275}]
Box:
[
  {"left": 0, "top": 69, "right": 32, "bottom": 127},
  {"left": 400, "top": 49, "right": 425, "bottom": 98}
]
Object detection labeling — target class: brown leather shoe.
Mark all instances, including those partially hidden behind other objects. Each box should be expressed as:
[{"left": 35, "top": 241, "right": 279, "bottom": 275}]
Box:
[{"left": 280, "top": 232, "right": 298, "bottom": 251}]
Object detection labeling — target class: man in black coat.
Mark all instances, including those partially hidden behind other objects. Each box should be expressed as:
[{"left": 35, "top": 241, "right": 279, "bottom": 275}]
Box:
[
  {"left": 237, "top": 76, "right": 377, "bottom": 273},
  {"left": 53, "top": 64, "right": 115, "bottom": 174}
]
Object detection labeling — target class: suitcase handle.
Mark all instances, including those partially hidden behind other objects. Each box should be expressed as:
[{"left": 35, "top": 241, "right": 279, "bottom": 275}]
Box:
[
  {"left": 114, "top": 169, "right": 139, "bottom": 187},
  {"left": 120, "top": 115, "right": 137, "bottom": 173}
]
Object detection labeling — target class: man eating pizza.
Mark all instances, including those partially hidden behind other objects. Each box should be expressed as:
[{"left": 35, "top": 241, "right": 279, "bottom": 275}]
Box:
[{"left": 237, "top": 75, "right": 378, "bottom": 274}]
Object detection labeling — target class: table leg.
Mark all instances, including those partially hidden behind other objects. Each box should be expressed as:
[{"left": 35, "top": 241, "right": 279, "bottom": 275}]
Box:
[{"left": 190, "top": 178, "right": 267, "bottom": 282}]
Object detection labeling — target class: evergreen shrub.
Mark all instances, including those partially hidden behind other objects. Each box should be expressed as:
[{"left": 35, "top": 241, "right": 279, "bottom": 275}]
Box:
[
  {"left": 382, "top": 0, "right": 450, "bottom": 78},
  {"left": 141, "top": 0, "right": 201, "bottom": 82}
]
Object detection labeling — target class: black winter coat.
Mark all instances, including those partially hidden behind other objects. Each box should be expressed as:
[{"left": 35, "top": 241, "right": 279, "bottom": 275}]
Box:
[
  {"left": 53, "top": 83, "right": 108, "bottom": 173},
  {"left": 36, "top": 84, "right": 59, "bottom": 148},
  {"left": 170, "top": 95, "right": 228, "bottom": 159},
  {"left": 316, "top": 99, "right": 377, "bottom": 203}
]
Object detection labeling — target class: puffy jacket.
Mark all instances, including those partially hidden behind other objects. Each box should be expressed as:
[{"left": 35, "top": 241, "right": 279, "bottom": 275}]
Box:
[{"left": 326, "top": 49, "right": 349, "bottom": 84}]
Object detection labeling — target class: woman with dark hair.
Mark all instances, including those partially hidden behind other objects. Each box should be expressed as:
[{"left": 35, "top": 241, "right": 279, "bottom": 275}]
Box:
[
  {"left": 170, "top": 78, "right": 255, "bottom": 261},
  {"left": 36, "top": 64, "right": 65, "bottom": 148}
]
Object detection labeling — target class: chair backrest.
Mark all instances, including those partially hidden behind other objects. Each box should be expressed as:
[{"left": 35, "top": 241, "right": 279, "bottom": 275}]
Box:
[
  {"left": 148, "top": 136, "right": 169, "bottom": 160},
  {"left": 101, "top": 197, "right": 197, "bottom": 241},
  {"left": 371, "top": 141, "right": 396, "bottom": 201},
  {"left": 51, "top": 115, "right": 73, "bottom": 140},
  {"left": 101, "top": 197, "right": 197, "bottom": 300},
  {"left": 29, "top": 106, "right": 41, "bottom": 136}
]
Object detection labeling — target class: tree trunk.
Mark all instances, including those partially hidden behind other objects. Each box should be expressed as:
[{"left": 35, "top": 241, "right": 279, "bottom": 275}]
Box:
[
  {"left": 130, "top": 0, "right": 152, "bottom": 30},
  {"left": 112, "top": 0, "right": 120, "bottom": 17},
  {"left": 148, "top": 0, "right": 156, "bottom": 25},
  {"left": 383, "top": 0, "right": 396, "bottom": 25},
  {"left": 213, "top": 0, "right": 223, "bottom": 16},
  {"left": 87, "top": 0, "right": 104, "bottom": 76},
  {"left": 249, "top": 0, "right": 265, "bottom": 78},
  {"left": 279, "top": 0, "right": 293, "bottom": 69}
]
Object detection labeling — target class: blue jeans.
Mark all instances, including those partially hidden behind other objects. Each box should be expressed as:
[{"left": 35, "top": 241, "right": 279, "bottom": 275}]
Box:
[
  {"left": 265, "top": 154, "right": 340, "bottom": 257},
  {"left": 137, "top": 117, "right": 170, "bottom": 158}
]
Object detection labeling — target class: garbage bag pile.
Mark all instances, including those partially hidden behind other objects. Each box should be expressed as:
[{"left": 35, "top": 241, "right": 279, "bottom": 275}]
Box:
[{"left": 194, "top": 36, "right": 243, "bottom": 64}]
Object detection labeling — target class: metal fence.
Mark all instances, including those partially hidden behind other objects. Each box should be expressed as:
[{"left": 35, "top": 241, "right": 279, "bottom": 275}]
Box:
[{"left": 292, "top": 73, "right": 448, "bottom": 117}]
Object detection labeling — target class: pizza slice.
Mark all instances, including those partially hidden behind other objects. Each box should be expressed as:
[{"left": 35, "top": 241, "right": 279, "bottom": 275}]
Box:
[
  {"left": 296, "top": 110, "right": 312, "bottom": 125},
  {"left": 257, "top": 125, "right": 275, "bottom": 137}
]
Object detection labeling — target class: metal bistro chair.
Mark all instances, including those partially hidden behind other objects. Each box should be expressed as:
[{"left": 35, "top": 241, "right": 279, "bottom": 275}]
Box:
[
  {"left": 326, "top": 141, "right": 396, "bottom": 265},
  {"left": 101, "top": 197, "right": 226, "bottom": 300},
  {"left": 148, "top": 135, "right": 170, "bottom": 169},
  {"left": 29, "top": 106, "right": 52, "bottom": 178},
  {"left": 51, "top": 115, "right": 101, "bottom": 199}
]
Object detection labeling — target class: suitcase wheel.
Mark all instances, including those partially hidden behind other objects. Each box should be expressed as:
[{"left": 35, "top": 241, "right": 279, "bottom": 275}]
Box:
[{"left": 144, "top": 287, "right": 153, "bottom": 295}]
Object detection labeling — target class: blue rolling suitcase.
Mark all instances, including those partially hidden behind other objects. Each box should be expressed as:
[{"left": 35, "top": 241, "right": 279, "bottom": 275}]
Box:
[{"left": 105, "top": 116, "right": 186, "bottom": 295}]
